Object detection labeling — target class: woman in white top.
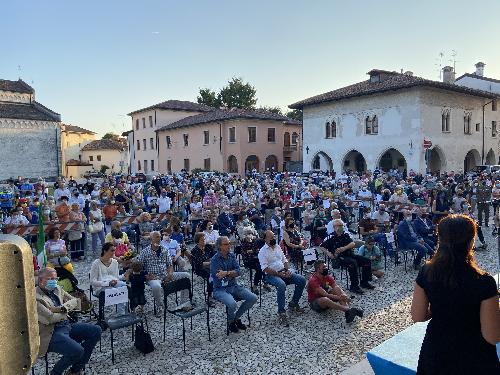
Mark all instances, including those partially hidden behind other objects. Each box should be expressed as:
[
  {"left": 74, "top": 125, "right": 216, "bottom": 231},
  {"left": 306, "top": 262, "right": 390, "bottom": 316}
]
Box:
[
  {"left": 202, "top": 220, "right": 219, "bottom": 245},
  {"left": 89, "top": 200, "right": 105, "bottom": 254},
  {"left": 89, "top": 242, "right": 126, "bottom": 319}
]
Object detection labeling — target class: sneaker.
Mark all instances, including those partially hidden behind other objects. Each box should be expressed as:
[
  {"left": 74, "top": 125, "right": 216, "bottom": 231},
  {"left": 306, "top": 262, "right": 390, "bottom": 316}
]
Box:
[
  {"left": 262, "top": 283, "right": 272, "bottom": 292},
  {"left": 207, "top": 298, "right": 216, "bottom": 308},
  {"left": 349, "top": 286, "right": 364, "bottom": 295},
  {"left": 288, "top": 301, "right": 305, "bottom": 313},
  {"left": 228, "top": 321, "right": 239, "bottom": 333},
  {"left": 278, "top": 313, "right": 290, "bottom": 327},
  {"left": 235, "top": 319, "right": 247, "bottom": 330},
  {"left": 345, "top": 309, "right": 357, "bottom": 323},
  {"left": 353, "top": 307, "right": 364, "bottom": 318},
  {"left": 360, "top": 282, "right": 375, "bottom": 290}
]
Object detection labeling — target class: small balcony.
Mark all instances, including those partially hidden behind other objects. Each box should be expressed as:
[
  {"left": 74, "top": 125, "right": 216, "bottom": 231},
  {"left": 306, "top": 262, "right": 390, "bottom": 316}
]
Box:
[{"left": 283, "top": 144, "right": 298, "bottom": 153}]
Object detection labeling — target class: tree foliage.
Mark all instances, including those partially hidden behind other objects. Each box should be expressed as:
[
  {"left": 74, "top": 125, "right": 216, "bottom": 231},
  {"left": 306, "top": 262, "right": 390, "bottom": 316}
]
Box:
[
  {"left": 198, "top": 77, "right": 257, "bottom": 110},
  {"left": 219, "top": 77, "right": 257, "bottom": 109},
  {"left": 197, "top": 88, "right": 222, "bottom": 109},
  {"left": 285, "top": 109, "right": 303, "bottom": 121},
  {"left": 257, "top": 106, "right": 283, "bottom": 115}
]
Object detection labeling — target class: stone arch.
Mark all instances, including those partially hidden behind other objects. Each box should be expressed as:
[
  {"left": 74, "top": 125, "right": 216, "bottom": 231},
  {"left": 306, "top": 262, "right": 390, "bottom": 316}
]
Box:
[
  {"left": 485, "top": 148, "right": 496, "bottom": 165},
  {"left": 427, "top": 146, "right": 446, "bottom": 173},
  {"left": 377, "top": 148, "right": 407, "bottom": 172},
  {"left": 342, "top": 149, "right": 367, "bottom": 173},
  {"left": 245, "top": 155, "right": 260, "bottom": 172},
  {"left": 227, "top": 155, "right": 238, "bottom": 173},
  {"left": 464, "top": 149, "right": 480, "bottom": 172},
  {"left": 265, "top": 155, "right": 279, "bottom": 171},
  {"left": 311, "top": 151, "right": 333, "bottom": 171}
]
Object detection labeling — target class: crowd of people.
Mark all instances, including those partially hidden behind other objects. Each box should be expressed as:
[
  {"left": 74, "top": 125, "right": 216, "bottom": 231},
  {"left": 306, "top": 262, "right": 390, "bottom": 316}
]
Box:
[{"left": 1, "top": 167, "right": 499, "bottom": 374}]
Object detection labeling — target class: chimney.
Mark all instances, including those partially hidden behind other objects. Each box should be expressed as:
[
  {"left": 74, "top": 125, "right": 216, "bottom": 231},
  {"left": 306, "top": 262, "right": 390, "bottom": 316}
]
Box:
[
  {"left": 442, "top": 66, "right": 455, "bottom": 84},
  {"left": 475, "top": 62, "right": 485, "bottom": 77}
]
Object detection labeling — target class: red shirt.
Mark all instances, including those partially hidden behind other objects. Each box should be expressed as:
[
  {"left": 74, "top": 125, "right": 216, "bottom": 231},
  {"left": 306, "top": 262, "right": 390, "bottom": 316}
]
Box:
[{"left": 307, "top": 273, "right": 336, "bottom": 302}]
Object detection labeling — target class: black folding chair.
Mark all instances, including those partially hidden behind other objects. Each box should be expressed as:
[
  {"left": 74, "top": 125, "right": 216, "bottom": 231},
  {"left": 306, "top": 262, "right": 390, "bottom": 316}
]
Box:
[{"left": 162, "top": 278, "right": 210, "bottom": 352}]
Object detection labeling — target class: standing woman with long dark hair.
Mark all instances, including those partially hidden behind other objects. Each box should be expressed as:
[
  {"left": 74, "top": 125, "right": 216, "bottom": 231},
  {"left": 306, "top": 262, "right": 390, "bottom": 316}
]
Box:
[{"left": 411, "top": 214, "right": 500, "bottom": 374}]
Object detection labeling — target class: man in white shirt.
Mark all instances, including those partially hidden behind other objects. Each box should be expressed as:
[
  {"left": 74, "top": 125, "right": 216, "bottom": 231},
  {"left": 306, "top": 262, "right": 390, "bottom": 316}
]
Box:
[
  {"left": 326, "top": 210, "right": 349, "bottom": 235},
  {"left": 157, "top": 190, "right": 172, "bottom": 214},
  {"left": 371, "top": 204, "right": 390, "bottom": 226},
  {"left": 160, "top": 229, "right": 185, "bottom": 271},
  {"left": 53, "top": 183, "right": 71, "bottom": 203},
  {"left": 258, "top": 230, "right": 306, "bottom": 327}
]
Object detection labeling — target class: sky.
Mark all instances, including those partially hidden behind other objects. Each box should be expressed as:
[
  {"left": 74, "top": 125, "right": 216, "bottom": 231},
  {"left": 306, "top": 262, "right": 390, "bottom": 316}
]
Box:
[{"left": 2, "top": 0, "right": 500, "bottom": 137}]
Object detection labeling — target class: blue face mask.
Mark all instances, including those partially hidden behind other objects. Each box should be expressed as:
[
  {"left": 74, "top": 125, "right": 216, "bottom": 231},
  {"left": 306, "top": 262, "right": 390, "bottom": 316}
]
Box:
[{"left": 45, "top": 279, "right": 58, "bottom": 290}]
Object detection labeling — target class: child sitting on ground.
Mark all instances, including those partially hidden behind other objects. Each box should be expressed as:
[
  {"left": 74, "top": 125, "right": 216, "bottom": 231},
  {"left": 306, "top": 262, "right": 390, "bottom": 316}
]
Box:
[
  {"left": 356, "top": 236, "right": 384, "bottom": 278},
  {"left": 125, "top": 260, "right": 147, "bottom": 313}
]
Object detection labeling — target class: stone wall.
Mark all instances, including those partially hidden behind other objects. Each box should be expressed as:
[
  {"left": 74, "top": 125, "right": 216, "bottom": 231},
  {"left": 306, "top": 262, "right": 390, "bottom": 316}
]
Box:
[{"left": 0, "top": 119, "right": 61, "bottom": 180}]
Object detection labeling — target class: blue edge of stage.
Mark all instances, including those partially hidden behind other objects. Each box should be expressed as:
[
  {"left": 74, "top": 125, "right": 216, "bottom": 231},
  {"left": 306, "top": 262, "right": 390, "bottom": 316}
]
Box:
[{"left": 366, "top": 273, "right": 500, "bottom": 375}]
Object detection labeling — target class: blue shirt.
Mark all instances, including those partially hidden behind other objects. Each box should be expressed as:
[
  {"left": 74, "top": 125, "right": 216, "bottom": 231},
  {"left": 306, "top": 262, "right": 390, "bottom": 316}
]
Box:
[{"left": 210, "top": 251, "right": 240, "bottom": 290}]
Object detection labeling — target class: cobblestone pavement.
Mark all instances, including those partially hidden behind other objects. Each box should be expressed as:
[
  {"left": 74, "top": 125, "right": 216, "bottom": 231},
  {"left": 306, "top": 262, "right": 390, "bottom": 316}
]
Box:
[{"left": 32, "top": 230, "right": 499, "bottom": 375}]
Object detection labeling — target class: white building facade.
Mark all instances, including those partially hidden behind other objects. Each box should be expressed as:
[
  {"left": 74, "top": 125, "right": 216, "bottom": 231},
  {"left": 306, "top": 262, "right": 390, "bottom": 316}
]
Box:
[{"left": 290, "top": 68, "right": 499, "bottom": 174}]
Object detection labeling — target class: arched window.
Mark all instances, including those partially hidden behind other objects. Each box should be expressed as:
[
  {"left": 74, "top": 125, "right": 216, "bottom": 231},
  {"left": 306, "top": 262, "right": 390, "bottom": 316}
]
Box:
[
  {"left": 284, "top": 132, "right": 290, "bottom": 146},
  {"left": 291, "top": 132, "right": 299, "bottom": 145},
  {"left": 372, "top": 115, "right": 378, "bottom": 134},
  {"left": 442, "top": 110, "right": 450, "bottom": 132},
  {"left": 325, "top": 122, "right": 331, "bottom": 138},
  {"left": 365, "top": 116, "right": 372, "bottom": 134},
  {"left": 331, "top": 120, "right": 337, "bottom": 137}
]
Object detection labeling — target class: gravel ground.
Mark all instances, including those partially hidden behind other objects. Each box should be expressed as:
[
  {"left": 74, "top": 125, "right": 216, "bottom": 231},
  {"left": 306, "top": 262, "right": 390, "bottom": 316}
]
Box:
[{"left": 32, "top": 229, "right": 499, "bottom": 375}]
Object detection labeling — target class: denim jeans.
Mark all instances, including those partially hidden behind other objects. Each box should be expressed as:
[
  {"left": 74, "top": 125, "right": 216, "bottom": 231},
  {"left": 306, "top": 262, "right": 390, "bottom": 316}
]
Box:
[
  {"left": 91, "top": 230, "right": 105, "bottom": 253},
  {"left": 264, "top": 273, "right": 306, "bottom": 314},
  {"left": 402, "top": 241, "right": 434, "bottom": 265},
  {"left": 48, "top": 322, "right": 101, "bottom": 375},
  {"left": 213, "top": 285, "right": 257, "bottom": 322}
]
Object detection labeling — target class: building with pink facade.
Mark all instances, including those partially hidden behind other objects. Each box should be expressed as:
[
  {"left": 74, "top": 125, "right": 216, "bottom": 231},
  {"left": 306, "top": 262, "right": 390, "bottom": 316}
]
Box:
[{"left": 156, "top": 108, "right": 302, "bottom": 174}]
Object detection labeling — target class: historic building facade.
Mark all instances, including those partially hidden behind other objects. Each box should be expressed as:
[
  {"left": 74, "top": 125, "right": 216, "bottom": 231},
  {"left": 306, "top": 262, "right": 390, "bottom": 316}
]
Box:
[
  {"left": 0, "top": 79, "right": 62, "bottom": 180},
  {"left": 290, "top": 67, "right": 499, "bottom": 174}
]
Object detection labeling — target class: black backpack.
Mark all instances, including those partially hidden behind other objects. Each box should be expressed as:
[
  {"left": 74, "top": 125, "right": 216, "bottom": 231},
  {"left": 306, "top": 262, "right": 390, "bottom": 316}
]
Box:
[{"left": 134, "top": 322, "right": 154, "bottom": 354}]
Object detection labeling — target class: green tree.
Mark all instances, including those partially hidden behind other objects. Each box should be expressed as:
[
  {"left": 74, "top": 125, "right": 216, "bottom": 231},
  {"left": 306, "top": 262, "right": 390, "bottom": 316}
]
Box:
[
  {"left": 258, "top": 106, "right": 283, "bottom": 115},
  {"left": 100, "top": 165, "right": 110, "bottom": 174},
  {"left": 197, "top": 88, "right": 222, "bottom": 109},
  {"left": 219, "top": 77, "right": 257, "bottom": 109},
  {"left": 285, "top": 109, "right": 303, "bottom": 121},
  {"left": 102, "top": 132, "right": 120, "bottom": 140}
]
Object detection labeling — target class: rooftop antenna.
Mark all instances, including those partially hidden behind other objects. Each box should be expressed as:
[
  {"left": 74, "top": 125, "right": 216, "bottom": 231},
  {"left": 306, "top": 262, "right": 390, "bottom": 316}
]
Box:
[
  {"left": 17, "top": 65, "right": 22, "bottom": 79},
  {"left": 434, "top": 52, "right": 445, "bottom": 80},
  {"left": 449, "top": 49, "right": 458, "bottom": 72}
]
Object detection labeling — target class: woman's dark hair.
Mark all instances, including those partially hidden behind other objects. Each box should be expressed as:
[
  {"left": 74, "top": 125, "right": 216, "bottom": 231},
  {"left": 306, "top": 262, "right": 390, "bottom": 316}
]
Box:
[
  {"left": 47, "top": 227, "right": 60, "bottom": 240},
  {"left": 200, "top": 219, "right": 211, "bottom": 231},
  {"left": 427, "top": 214, "right": 485, "bottom": 289},
  {"left": 111, "top": 229, "right": 123, "bottom": 239},
  {"left": 101, "top": 242, "right": 115, "bottom": 257},
  {"left": 194, "top": 232, "right": 205, "bottom": 245}
]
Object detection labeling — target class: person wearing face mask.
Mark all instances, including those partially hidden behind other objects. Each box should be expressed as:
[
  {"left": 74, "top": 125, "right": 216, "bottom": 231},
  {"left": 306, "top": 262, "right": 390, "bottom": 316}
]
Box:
[
  {"left": 3, "top": 206, "right": 30, "bottom": 226},
  {"left": 202, "top": 220, "right": 220, "bottom": 245},
  {"left": 320, "top": 219, "right": 374, "bottom": 294},
  {"left": 397, "top": 210, "right": 434, "bottom": 270},
  {"left": 217, "top": 206, "right": 235, "bottom": 236},
  {"left": 69, "top": 190, "right": 85, "bottom": 211},
  {"left": 53, "top": 183, "right": 71, "bottom": 203},
  {"left": 357, "top": 185, "right": 373, "bottom": 219},
  {"left": 413, "top": 208, "right": 436, "bottom": 249},
  {"left": 258, "top": 230, "right": 306, "bottom": 327},
  {"left": 137, "top": 231, "right": 192, "bottom": 316},
  {"left": 476, "top": 179, "right": 492, "bottom": 227},
  {"left": 307, "top": 260, "right": 363, "bottom": 323},
  {"left": 36, "top": 267, "right": 101, "bottom": 375},
  {"left": 160, "top": 229, "right": 186, "bottom": 271},
  {"left": 491, "top": 180, "right": 500, "bottom": 217}
]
